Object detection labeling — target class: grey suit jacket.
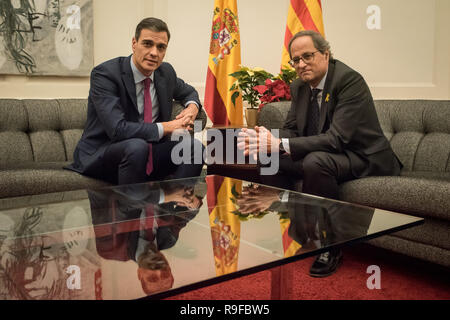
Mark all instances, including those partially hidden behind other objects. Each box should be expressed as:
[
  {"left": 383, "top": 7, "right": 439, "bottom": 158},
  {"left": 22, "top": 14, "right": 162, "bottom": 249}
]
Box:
[
  {"left": 67, "top": 55, "right": 201, "bottom": 176},
  {"left": 281, "top": 59, "right": 401, "bottom": 178}
]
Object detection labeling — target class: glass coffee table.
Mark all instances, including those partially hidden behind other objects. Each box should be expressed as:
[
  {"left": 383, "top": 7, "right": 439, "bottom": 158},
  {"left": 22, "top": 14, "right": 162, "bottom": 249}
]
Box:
[{"left": 0, "top": 175, "right": 423, "bottom": 300}]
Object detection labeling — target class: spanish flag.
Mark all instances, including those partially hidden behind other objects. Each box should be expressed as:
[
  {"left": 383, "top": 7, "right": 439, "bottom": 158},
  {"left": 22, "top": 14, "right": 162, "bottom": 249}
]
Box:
[
  {"left": 205, "top": 0, "right": 243, "bottom": 125},
  {"left": 206, "top": 175, "right": 242, "bottom": 276},
  {"left": 281, "top": 0, "right": 325, "bottom": 68}
]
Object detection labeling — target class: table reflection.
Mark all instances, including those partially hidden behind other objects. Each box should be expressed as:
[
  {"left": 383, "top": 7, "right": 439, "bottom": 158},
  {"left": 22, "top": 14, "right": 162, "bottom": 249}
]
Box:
[
  {"left": 89, "top": 180, "right": 206, "bottom": 296},
  {"left": 0, "top": 176, "right": 385, "bottom": 300},
  {"left": 234, "top": 182, "right": 375, "bottom": 256},
  {"left": 0, "top": 207, "right": 72, "bottom": 299}
]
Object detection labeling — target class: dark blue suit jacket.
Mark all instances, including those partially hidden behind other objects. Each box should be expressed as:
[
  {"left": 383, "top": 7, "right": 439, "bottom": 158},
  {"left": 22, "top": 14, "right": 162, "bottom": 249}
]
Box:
[{"left": 67, "top": 55, "right": 201, "bottom": 176}]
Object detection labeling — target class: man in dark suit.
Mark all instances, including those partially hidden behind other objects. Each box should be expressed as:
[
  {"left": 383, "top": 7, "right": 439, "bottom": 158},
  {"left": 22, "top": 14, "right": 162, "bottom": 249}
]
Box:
[
  {"left": 66, "top": 17, "right": 204, "bottom": 185},
  {"left": 89, "top": 180, "right": 204, "bottom": 296},
  {"left": 238, "top": 30, "right": 401, "bottom": 277}
]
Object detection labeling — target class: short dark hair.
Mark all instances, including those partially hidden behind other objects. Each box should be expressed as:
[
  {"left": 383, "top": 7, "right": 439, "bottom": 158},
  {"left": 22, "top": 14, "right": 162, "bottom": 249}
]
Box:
[
  {"left": 135, "top": 17, "right": 171, "bottom": 41},
  {"left": 288, "top": 30, "right": 333, "bottom": 60}
]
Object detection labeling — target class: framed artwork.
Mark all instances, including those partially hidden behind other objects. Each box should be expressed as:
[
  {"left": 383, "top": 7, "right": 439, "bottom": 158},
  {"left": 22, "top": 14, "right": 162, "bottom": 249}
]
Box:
[{"left": 0, "top": 0, "right": 93, "bottom": 76}]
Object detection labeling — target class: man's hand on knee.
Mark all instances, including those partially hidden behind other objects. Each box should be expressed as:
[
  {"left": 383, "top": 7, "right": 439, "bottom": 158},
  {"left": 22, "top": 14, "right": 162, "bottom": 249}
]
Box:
[{"left": 162, "top": 116, "right": 194, "bottom": 135}]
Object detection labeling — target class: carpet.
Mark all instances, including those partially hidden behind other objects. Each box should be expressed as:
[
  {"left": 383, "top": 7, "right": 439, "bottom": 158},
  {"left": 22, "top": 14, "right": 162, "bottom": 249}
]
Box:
[{"left": 165, "top": 243, "right": 450, "bottom": 300}]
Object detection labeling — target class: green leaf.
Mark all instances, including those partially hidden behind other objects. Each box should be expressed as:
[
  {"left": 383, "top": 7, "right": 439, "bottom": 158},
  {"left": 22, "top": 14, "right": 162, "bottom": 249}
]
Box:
[
  {"left": 231, "top": 91, "right": 240, "bottom": 107},
  {"left": 231, "top": 184, "right": 240, "bottom": 197},
  {"left": 229, "top": 70, "right": 247, "bottom": 78}
]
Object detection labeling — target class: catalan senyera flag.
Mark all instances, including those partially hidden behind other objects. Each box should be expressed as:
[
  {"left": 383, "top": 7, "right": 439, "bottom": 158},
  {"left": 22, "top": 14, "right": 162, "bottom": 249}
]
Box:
[
  {"left": 206, "top": 175, "right": 241, "bottom": 276},
  {"left": 280, "top": 218, "right": 302, "bottom": 257},
  {"left": 281, "top": 0, "right": 325, "bottom": 68},
  {"left": 205, "top": 0, "right": 243, "bottom": 126}
]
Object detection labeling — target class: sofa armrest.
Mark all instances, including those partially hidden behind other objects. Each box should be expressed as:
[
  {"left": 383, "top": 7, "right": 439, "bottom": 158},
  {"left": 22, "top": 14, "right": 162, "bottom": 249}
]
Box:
[{"left": 257, "top": 101, "right": 291, "bottom": 130}]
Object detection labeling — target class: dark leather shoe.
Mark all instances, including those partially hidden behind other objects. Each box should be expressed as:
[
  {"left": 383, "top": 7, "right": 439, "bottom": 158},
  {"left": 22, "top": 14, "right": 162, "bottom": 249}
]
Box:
[{"left": 309, "top": 249, "right": 343, "bottom": 278}]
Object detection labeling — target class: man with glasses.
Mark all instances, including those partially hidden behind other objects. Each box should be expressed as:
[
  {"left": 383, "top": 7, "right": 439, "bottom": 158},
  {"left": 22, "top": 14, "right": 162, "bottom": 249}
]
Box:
[{"left": 238, "top": 30, "right": 401, "bottom": 277}]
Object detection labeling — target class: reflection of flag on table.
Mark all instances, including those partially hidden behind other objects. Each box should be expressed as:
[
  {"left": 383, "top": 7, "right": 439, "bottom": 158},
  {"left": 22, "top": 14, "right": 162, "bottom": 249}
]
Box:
[
  {"left": 205, "top": 0, "right": 243, "bottom": 125},
  {"left": 206, "top": 176, "right": 241, "bottom": 275},
  {"left": 280, "top": 218, "right": 302, "bottom": 257},
  {"left": 281, "top": 0, "right": 325, "bottom": 68}
]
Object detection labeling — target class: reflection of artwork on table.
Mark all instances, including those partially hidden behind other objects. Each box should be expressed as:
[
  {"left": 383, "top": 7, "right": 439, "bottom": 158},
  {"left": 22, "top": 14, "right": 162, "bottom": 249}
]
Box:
[
  {"left": 0, "top": 0, "right": 93, "bottom": 76},
  {"left": 0, "top": 200, "right": 101, "bottom": 300}
]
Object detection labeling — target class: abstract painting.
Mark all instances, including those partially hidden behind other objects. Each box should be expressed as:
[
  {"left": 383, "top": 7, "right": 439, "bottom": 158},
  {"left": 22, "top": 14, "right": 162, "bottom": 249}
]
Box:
[{"left": 0, "top": 0, "right": 93, "bottom": 76}]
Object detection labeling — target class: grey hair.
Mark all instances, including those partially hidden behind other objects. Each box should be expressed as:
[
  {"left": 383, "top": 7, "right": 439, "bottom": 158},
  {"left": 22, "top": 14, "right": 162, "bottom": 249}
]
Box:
[{"left": 288, "top": 30, "right": 333, "bottom": 60}]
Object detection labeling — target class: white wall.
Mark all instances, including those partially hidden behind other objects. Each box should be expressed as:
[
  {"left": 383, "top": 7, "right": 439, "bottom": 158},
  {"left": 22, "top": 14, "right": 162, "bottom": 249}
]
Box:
[{"left": 0, "top": 0, "right": 448, "bottom": 100}]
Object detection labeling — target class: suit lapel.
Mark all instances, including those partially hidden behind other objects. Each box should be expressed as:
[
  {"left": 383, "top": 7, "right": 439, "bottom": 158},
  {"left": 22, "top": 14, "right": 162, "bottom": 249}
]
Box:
[
  {"left": 319, "top": 60, "right": 335, "bottom": 132},
  {"left": 154, "top": 69, "right": 170, "bottom": 121},
  {"left": 121, "top": 56, "right": 138, "bottom": 111}
]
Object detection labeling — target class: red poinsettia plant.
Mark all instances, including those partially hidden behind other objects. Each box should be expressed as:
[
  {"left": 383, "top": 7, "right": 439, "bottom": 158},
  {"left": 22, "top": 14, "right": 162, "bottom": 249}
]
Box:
[
  {"left": 253, "top": 79, "right": 291, "bottom": 110},
  {"left": 229, "top": 65, "right": 297, "bottom": 111}
]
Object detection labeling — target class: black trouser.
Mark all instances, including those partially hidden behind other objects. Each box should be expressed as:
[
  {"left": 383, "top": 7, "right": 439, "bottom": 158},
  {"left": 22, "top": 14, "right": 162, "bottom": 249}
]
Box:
[
  {"left": 260, "top": 151, "right": 365, "bottom": 200},
  {"left": 102, "top": 136, "right": 204, "bottom": 185}
]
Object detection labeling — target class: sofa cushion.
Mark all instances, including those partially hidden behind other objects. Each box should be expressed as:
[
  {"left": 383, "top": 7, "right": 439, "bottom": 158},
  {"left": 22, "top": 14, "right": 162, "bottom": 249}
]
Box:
[
  {"left": 339, "top": 175, "right": 450, "bottom": 220},
  {"left": 30, "top": 130, "right": 67, "bottom": 162},
  {"left": 23, "top": 99, "right": 60, "bottom": 131},
  {"left": 369, "top": 234, "right": 450, "bottom": 268},
  {"left": 0, "top": 132, "right": 34, "bottom": 167},
  {"left": 0, "top": 189, "right": 89, "bottom": 211},
  {"left": 0, "top": 164, "right": 109, "bottom": 198},
  {"left": 374, "top": 100, "right": 450, "bottom": 172},
  {"left": 0, "top": 99, "right": 28, "bottom": 131},
  {"left": 61, "top": 129, "right": 84, "bottom": 162},
  {"left": 388, "top": 218, "right": 450, "bottom": 251},
  {"left": 58, "top": 99, "right": 88, "bottom": 130},
  {"left": 400, "top": 170, "right": 450, "bottom": 181},
  {"left": 0, "top": 100, "right": 34, "bottom": 166}
]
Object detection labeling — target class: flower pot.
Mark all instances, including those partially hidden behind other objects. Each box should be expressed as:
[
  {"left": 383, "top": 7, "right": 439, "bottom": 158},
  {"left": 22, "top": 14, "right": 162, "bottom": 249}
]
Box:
[{"left": 245, "top": 108, "right": 259, "bottom": 128}]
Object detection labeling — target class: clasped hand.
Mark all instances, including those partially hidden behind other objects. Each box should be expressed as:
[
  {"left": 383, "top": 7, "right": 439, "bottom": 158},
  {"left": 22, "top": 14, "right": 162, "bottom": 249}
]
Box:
[
  {"left": 236, "top": 184, "right": 280, "bottom": 214},
  {"left": 237, "top": 126, "right": 281, "bottom": 161},
  {"left": 163, "top": 104, "right": 198, "bottom": 135}
]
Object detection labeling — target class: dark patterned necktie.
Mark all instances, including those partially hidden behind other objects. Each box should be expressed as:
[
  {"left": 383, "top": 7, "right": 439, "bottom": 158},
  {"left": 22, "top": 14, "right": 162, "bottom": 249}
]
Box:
[
  {"left": 143, "top": 78, "right": 153, "bottom": 175},
  {"left": 306, "top": 88, "right": 321, "bottom": 136}
]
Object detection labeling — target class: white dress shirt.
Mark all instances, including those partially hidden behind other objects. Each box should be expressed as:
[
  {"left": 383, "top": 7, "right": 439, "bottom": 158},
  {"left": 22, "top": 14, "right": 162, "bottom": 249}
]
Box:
[
  {"left": 281, "top": 70, "right": 328, "bottom": 154},
  {"left": 130, "top": 58, "right": 199, "bottom": 140}
]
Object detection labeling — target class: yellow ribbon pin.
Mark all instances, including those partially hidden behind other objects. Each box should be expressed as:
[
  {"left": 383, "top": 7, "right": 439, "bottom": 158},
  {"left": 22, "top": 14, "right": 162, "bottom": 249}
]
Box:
[{"left": 325, "top": 93, "right": 330, "bottom": 102}]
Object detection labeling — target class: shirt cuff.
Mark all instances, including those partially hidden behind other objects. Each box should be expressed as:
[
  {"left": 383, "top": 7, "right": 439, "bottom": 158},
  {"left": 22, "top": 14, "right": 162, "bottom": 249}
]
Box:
[
  {"left": 185, "top": 101, "right": 200, "bottom": 109},
  {"left": 279, "top": 191, "right": 289, "bottom": 203},
  {"left": 156, "top": 123, "right": 164, "bottom": 140},
  {"left": 281, "top": 138, "right": 291, "bottom": 154}
]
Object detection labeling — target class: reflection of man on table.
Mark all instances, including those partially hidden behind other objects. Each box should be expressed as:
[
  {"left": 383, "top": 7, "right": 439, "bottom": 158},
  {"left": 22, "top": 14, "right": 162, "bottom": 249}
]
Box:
[
  {"left": 89, "top": 181, "right": 203, "bottom": 295},
  {"left": 236, "top": 184, "right": 374, "bottom": 268},
  {"left": 238, "top": 30, "right": 401, "bottom": 277}
]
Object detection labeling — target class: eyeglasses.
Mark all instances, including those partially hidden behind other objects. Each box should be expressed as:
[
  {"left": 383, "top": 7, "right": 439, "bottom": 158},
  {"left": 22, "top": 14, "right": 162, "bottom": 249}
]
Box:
[{"left": 289, "top": 51, "right": 320, "bottom": 67}]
